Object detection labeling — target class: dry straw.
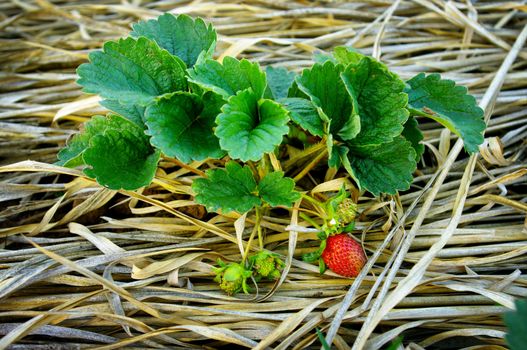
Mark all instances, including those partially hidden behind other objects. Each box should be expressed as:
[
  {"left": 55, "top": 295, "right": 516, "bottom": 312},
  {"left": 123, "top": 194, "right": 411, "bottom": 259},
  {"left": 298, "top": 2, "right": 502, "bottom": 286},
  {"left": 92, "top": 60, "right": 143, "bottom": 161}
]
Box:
[{"left": 0, "top": 0, "right": 526, "bottom": 349}]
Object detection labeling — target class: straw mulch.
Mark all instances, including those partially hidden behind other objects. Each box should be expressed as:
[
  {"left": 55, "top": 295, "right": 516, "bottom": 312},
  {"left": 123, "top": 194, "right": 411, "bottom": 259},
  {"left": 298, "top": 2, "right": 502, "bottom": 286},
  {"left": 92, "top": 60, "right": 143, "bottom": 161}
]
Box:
[{"left": 0, "top": 1, "right": 526, "bottom": 349}]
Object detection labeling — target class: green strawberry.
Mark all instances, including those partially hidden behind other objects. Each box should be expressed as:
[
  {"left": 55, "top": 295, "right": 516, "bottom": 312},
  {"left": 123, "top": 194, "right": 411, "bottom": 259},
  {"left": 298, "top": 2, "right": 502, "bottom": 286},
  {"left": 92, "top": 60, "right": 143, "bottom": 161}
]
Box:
[
  {"left": 336, "top": 198, "right": 357, "bottom": 227},
  {"left": 321, "top": 233, "right": 366, "bottom": 277},
  {"left": 324, "top": 186, "right": 358, "bottom": 232},
  {"left": 249, "top": 251, "right": 285, "bottom": 281},
  {"left": 213, "top": 260, "right": 252, "bottom": 295}
]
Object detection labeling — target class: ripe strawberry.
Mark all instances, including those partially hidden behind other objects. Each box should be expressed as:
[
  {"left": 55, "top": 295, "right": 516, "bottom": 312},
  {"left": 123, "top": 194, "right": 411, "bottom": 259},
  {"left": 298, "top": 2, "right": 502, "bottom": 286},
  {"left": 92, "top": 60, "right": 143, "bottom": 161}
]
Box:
[{"left": 321, "top": 233, "right": 366, "bottom": 277}]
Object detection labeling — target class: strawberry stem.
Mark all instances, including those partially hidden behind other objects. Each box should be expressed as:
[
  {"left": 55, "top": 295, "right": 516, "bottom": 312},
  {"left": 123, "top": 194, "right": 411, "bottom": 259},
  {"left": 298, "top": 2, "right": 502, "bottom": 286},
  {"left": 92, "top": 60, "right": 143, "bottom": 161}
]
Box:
[
  {"left": 299, "top": 212, "right": 322, "bottom": 230},
  {"left": 256, "top": 206, "right": 264, "bottom": 249},
  {"left": 300, "top": 193, "right": 327, "bottom": 219},
  {"left": 241, "top": 206, "right": 263, "bottom": 264}
]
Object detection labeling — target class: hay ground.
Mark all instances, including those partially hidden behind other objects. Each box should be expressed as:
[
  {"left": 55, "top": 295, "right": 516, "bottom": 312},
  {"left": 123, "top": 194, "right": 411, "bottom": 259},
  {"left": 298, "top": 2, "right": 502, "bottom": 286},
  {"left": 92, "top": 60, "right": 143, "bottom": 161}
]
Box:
[{"left": 0, "top": 0, "right": 526, "bottom": 349}]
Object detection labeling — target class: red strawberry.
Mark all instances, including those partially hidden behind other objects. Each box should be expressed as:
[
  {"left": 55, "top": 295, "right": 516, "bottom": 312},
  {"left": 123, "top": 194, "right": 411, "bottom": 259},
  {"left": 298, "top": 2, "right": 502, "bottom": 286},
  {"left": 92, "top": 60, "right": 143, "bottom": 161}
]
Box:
[{"left": 321, "top": 233, "right": 366, "bottom": 277}]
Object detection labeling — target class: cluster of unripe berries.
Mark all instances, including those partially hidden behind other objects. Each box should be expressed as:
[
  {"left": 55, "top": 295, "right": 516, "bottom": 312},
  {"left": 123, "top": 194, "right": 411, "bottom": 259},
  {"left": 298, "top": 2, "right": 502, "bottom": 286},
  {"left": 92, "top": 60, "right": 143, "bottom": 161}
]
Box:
[{"left": 213, "top": 251, "right": 285, "bottom": 295}]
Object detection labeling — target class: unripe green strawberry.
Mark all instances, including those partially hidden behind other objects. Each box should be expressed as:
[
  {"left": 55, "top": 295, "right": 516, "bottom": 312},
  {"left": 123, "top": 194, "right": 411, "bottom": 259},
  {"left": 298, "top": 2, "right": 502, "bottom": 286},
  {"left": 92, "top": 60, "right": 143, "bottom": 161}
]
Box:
[
  {"left": 336, "top": 198, "right": 357, "bottom": 226},
  {"left": 213, "top": 261, "right": 252, "bottom": 295},
  {"left": 249, "top": 251, "right": 285, "bottom": 281},
  {"left": 321, "top": 233, "right": 366, "bottom": 277}
]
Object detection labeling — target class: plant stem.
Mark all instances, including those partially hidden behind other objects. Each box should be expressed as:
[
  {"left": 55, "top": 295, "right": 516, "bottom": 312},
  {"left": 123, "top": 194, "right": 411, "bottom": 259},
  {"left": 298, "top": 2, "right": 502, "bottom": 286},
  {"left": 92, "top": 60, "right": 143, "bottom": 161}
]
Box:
[
  {"left": 283, "top": 140, "right": 326, "bottom": 170},
  {"left": 247, "top": 161, "right": 260, "bottom": 181},
  {"left": 241, "top": 206, "right": 262, "bottom": 264},
  {"left": 301, "top": 193, "right": 324, "bottom": 207},
  {"left": 299, "top": 212, "right": 322, "bottom": 230},
  {"left": 301, "top": 193, "right": 327, "bottom": 218},
  {"left": 256, "top": 207, "right": 264, "bottom": 249},
  {"left": 164, "top": 156, "right": 206, "bottom": 177},
  {"left": 268, "top": 152, "right": 282, "bottom": 171}
]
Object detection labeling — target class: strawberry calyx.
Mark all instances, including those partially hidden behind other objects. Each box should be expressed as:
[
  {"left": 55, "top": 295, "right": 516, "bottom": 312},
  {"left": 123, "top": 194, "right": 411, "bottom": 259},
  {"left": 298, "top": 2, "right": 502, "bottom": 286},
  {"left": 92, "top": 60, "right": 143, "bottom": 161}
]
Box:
[{"left": 302, "top": 234, "right": 328, "bottom": 274}]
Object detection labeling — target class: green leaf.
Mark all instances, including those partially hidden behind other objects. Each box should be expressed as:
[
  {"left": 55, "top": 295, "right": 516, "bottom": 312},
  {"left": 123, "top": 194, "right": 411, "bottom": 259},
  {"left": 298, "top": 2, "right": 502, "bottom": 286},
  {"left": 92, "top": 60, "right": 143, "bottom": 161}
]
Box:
[
  {"left": 504, "top": 299, "right": 527, "bottom": 350},
  {"left": 145, "top": 91, "right": 225, "bottom": 163},
  {"left": 316, "top": 328, "right": 331, "bottom": 350},
  {"left": 328, "top": 143, "right": 357, "bottom": 186},
  {"left": 406, "top": 73, "right": 485, "bottom": 154},
  {"left": 265, "top": 66, "right": 296, "bottom": 99},
  {"left": 328, "top": 143, "right": 347, "bottom": 169},
  {"left": 333, "top": 46, "right": 363, "bottom": 66},
  {"left": 77, "top": 37, "right": 187, "bottom": 106},
  {"left": 56, "top": 115, "right": 110, "bottom": 167},
  {"left": 131, "top": 14, "right": 216, "bottom": 68},
  {"left": 279, "top": 97, "right": 324, "bottom": 137},
  {"left": 341, "top": 56, "right": 409, "bottom": 146},
  {"left": 192, "top": 161, "right": 261, "bottom": 213},
  {"left": 312, "top": 47, "right": 363, "bottom": 66},
  {"left": 192, "top": 162, "right": 299, "bottom": 213},
  {"left": 385, "top": 336, "right": 404, "bottom": 350},
  {"left": 302, "top": 251, "right": 321, "bottom": 263},
  {"left": 319, "top": 259, "right": 326, "bottom": 274},
  {"left": 293, "top": 61, "right": 360, "bottom": 141},
  {"left": 258, "top": 171, "right": 300, "bottom": 207},
  {"left": 82, "top": 115, "right": 160, "bottom": 190},
  {"left": 215, "top": 89, "right": 289, "bottom": 162},
  {"left": 188, "top": 57, "right": 267, "bottom": 99},
  {"left": 402, "top": 116, "right": 424, "bottom": 161},
  {"left": 302, "top": 239, "right": 326, "bottom": 264},
  {"left": 312, "top": 51, "right": 335, "bottom": 64},
  {"left": 100, "top": 99, "right": 145, "bottom": 127},
  {"left": 348, "top": 137, "right": 417, "bottom": 196}
]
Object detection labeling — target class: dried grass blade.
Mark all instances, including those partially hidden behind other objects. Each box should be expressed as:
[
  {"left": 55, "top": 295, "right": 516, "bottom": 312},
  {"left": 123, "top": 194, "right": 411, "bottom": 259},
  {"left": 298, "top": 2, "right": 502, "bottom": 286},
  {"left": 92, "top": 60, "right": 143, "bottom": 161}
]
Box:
[
  {"left": 235, "top": 212, "right": 248, "bottom": 257},
  {"left": 20, "top": 236, "right": 202, "bottom": 326},
  {"left": 0, "top": 289, "right": 103, "bottom": 349},
  {"left": 131, "top": 252, "right": 207, "bottom": 279},
  {"left": 254, "top": 297, "right": 331, "bottom": 350},
  {"left": 421, "top": 328, "right": 506, "bottom": 348}
]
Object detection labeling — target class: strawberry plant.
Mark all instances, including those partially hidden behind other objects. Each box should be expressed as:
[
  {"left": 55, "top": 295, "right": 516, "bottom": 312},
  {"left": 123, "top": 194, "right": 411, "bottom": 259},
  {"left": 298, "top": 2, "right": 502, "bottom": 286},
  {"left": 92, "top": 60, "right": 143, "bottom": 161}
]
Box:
[{"left": 58, "top": 14, "right": 486, "bottom": 292}]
